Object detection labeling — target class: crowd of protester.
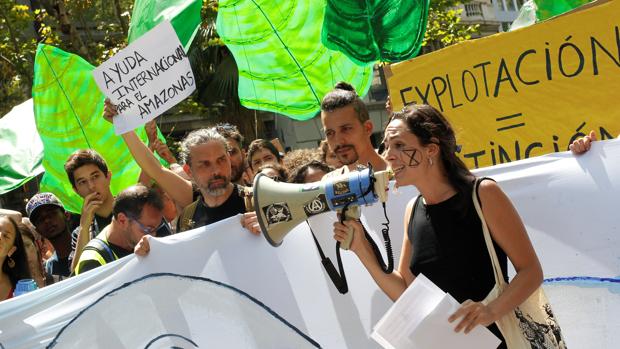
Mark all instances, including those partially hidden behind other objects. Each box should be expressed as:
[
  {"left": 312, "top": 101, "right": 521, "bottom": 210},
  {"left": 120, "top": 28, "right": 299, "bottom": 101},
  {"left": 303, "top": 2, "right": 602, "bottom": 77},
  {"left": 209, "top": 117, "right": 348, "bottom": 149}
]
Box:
[
  {"left": 0, "top": 80, "right": 608, "bottom": 346},
  {"left": 0, "top": 86, "right": 344, "bottom": 300}
]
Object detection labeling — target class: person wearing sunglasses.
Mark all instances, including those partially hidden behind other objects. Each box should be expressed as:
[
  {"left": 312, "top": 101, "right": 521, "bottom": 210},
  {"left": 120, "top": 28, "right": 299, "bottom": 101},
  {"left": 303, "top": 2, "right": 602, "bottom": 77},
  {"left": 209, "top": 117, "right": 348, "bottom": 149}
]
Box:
[{"left": 74, "top": 185, "right": 164, "bottom": 275}]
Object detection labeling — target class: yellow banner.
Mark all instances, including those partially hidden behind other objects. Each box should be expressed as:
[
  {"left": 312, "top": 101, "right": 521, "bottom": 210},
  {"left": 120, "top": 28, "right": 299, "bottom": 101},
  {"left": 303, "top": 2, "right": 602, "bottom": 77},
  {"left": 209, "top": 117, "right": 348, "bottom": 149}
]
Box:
[{"left": 385, "top": 1, "right": 620, "bottom": 169}]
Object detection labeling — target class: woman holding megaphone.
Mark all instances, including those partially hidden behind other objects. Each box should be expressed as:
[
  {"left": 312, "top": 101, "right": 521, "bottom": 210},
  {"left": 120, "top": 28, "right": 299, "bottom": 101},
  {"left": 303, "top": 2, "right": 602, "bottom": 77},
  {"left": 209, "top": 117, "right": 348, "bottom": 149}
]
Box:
[{"left": 333, "top": 104, "right": 545, "bottom": 348}]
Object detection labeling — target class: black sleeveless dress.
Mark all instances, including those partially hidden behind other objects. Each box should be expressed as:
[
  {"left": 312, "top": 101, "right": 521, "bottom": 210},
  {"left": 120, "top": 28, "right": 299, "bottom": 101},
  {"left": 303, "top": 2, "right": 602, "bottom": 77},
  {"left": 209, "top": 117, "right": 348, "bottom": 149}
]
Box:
[{"left": 408, "top": 181, "right": 508, "bottom": 347}]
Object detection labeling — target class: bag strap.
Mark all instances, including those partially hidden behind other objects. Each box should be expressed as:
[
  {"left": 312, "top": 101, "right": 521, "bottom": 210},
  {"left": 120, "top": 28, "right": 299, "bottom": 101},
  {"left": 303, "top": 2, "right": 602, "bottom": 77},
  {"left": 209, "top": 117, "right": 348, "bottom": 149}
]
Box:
[
  {"left": 178, "top": 199, "right": 200, "bottom": 232},
  {"left": 83, "top": 238, "right": 116, "bottom": 264},
  {"left": 472, "top": 178, "right": 508, "bottom": 286}
]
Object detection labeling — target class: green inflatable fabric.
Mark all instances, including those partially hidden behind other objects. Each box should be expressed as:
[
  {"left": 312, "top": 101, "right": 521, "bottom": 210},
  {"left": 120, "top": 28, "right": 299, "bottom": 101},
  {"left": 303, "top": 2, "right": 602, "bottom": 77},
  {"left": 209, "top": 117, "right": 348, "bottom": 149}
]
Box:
[
  {"left": 321, "top": 0, "right": 430, "bottom": 65},
  {"left": 0, "top": 99, "right": 44, "bottom": 195},
  {"left": 216, "top": 0, "right": 374, "bottom": 121},
  {"left": 32, "top": 44, "right": 154, "bottom": 213},
  {"left": 536, "top": 0, "right": 590, "bottom": 20},
  {"left": 128, "top": 0, "right": 202, "bottom": 51}
]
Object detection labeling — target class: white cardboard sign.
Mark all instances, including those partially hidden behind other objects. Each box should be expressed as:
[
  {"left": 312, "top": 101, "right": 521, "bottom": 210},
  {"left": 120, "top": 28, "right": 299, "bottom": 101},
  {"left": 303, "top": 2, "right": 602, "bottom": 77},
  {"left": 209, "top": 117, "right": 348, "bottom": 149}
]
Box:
[{"left": 93, "top": 21, "right": 196, "bottom": 135}]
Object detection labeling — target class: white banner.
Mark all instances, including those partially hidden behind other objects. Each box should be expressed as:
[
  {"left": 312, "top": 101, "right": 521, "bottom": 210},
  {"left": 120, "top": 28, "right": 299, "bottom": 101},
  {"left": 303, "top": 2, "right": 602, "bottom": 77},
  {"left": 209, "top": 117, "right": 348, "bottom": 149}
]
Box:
[
  {"left": 0, "top": 140, "right": 619, "bottom": 348},
  {"left": 92, "top": 21, "right": 196, "bottom": 135}
]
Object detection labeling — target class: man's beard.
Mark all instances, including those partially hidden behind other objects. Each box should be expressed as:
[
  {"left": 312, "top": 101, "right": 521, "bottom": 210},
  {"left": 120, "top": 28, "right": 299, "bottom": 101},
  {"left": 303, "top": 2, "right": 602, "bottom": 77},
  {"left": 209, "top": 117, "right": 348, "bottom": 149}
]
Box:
[
  {"left": 203, "top": 175, "right": 230, "bottom": 196},
  {"left": 334, "top": 144, "right": 359, "bottom": 166},
  {"left": 230, "top": 163, "right": 244, "bottom": 183}
]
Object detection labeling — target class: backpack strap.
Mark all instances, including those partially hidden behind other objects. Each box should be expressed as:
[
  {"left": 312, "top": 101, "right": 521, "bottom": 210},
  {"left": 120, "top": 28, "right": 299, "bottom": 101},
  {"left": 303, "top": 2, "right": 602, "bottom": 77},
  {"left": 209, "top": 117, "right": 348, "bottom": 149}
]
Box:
[
  {"left": 178, "top": 199, "right": 200, "bottom": 232},
  {"left": 82, "top": 238, "right": 116, "bottom": 264}
]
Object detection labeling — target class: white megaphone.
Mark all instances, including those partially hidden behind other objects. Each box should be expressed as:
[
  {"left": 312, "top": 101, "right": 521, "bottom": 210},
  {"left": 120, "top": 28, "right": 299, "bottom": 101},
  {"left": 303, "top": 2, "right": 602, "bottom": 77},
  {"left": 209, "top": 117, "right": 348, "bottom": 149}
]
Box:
[{"left": 253, "top": 166, "right": 393, "bottom": 250}]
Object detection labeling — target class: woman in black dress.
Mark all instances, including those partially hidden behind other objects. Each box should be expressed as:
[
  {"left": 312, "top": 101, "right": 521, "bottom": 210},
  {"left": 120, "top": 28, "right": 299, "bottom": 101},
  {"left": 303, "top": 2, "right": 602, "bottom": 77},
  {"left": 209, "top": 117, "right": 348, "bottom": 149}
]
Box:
[{"left": 333, "top": 104, "right": 543, "bottom": 346}]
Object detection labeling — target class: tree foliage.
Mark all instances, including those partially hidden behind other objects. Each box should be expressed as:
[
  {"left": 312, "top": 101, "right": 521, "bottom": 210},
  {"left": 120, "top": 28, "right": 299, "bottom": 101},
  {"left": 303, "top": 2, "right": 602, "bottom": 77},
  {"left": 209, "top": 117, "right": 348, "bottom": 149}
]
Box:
[
  {"left": 0, "top": 0, "right": 479, "bottom": 121},
  {"left": 422, "top": 0, "right": 479, "bottom": 52},
  {"left": 0, "top": 1, "right": 58, "bottom": 115}
]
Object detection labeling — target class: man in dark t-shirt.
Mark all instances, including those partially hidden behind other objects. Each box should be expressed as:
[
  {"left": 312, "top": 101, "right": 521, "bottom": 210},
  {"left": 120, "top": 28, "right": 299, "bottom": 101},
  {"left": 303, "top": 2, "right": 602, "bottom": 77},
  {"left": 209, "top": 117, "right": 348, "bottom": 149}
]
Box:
[
  {"left": 176, "top": 129, "right": 253, "bottom": 233},
  {"left": 102, "top": 101, "right": 258, "bottom": 235},
  {"left": 182, "top": 185, "right": 246, "bottom": 230}
]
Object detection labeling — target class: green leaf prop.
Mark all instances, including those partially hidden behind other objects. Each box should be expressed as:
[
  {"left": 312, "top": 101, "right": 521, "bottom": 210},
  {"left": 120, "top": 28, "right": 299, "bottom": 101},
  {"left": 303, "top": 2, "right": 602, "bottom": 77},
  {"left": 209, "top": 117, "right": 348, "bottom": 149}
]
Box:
[
  {"left": 32, "top": 44, "right": 154, "bottom": 213},
  {"left": 216, "top": 0, "right": 374, "bottom": 121},
  {"left": 536, "top": 0, "right": 590, "bottom": 20},
  {"left": 321, "top": 0, "right": 430, "bottom": 65},
  {"left": 0, "top": 99, "right": 44, "bottom": 195},
  {"left": 128, "top": 0, "right": 202, "bottom": 50}
]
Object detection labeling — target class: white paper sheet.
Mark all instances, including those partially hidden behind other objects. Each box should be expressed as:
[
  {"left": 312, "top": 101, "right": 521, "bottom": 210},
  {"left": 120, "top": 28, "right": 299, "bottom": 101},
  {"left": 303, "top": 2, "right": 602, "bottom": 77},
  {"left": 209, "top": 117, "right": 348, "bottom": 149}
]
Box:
[
  {"left": 371, "top": 274, "right": 444, "bottom": 348},
  {"left": 372, "top": 274, "right": 499, "bottom": 349},
  {"left": 411, "top": 294, "right": 500, "bottom": 349}
]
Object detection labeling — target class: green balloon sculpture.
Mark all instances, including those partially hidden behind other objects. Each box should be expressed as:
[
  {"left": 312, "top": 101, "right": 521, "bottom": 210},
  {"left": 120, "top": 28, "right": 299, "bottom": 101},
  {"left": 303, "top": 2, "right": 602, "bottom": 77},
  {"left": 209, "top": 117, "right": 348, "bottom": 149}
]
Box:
[
  {"left": 322, "top": 0, "right": 430, "bottom": 65},
  {"left": 32, "top": 45, "right": 155, "bottom": 213},
  {"left": 216, "top": 0, "right": 374, "bottom": 121}
]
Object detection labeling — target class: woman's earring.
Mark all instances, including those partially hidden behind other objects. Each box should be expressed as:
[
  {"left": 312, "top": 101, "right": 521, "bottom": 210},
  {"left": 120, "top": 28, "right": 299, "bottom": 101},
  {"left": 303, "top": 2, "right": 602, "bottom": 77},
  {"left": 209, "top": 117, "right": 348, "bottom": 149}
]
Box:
[
  {"left": 428, "top": 157, "right": 433, "bottom": 166},
  {"left": 7, "top": 256, "right": 15, "bottom": 268}
]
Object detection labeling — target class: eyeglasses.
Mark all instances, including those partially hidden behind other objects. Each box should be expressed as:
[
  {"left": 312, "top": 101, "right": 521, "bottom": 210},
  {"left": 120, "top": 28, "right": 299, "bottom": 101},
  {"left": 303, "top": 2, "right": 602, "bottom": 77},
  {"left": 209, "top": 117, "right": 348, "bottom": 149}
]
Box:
[{"left": 129, "top": 218, "right": 166, "bottom": 235}]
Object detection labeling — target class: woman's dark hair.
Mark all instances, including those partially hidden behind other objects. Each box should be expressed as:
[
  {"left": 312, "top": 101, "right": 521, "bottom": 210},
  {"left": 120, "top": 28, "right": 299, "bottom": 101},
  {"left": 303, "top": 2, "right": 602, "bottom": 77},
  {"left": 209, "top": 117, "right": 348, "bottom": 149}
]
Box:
[
  {"left": 247, "top": 139, "right": 283, "bottom": 170},
  {"left": 391, "top": 104, "right": 473, "bottom": 207},
  {"left": 257, "top": 163, "right": 288, "bottom": 182},
  {"left": 289, "top": 160, "right": 333, "bottom": 184},
  {"left": 1, "top": 217, "right": 32, "bottom": 288}
]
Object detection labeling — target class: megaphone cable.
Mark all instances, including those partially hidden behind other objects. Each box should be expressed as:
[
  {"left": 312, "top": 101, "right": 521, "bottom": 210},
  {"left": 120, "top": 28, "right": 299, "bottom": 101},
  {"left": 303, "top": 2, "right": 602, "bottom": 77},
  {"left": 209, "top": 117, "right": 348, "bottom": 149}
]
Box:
[{"left": 309, "top": 174, "right": 394, "bottom": 295}]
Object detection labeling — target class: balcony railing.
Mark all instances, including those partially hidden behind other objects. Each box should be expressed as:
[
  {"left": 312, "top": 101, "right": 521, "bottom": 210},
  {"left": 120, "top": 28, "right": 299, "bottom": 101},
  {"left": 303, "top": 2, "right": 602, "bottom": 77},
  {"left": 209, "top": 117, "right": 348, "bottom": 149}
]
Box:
[{"left": 464, "top": 2, "right": 483, "bottom": 17}]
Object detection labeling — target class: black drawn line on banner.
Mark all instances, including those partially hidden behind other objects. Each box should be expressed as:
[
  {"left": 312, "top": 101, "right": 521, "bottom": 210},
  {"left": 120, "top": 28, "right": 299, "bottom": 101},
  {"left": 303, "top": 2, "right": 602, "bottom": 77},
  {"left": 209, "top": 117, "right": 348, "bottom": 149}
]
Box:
[
  {"left": 144, "top": 333, "right": 198, "bottom": 348},
  {"left": 497, "top": 123, "right": 526, "bottom": 132},
  {"left": 496, "top": 112, "right": 522, "bottom": 122},
  {"left": 46, "top": 273, "right": 321, "bottom": 349}
]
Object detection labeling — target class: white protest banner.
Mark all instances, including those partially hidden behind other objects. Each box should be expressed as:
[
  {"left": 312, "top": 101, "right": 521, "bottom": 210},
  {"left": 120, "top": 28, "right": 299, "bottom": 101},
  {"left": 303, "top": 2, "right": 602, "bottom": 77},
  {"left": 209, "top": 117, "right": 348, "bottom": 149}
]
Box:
[
  {"left": 93, "top": 21, "right": 195, "bottom": 135},
  {"left": 0, "top": 140, "right": 619, "bottom": 348}
]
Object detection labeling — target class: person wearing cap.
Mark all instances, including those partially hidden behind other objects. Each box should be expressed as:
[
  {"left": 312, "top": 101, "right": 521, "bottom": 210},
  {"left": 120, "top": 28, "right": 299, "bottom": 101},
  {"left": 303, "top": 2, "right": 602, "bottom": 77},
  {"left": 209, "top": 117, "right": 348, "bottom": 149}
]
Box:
[
  {"left": 26, "top": 193, "right": 73, "bottom": 281},
  {"left": 74, "top": 185, "right": 163, "bottom": 275}
]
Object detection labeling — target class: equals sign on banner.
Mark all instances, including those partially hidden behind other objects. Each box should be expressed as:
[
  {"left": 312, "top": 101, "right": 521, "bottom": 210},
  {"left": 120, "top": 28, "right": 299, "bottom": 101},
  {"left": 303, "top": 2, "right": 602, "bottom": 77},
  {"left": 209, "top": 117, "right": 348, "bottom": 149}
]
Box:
[{"left": 496, "top": 113, "right": 525, "bottom": 132}]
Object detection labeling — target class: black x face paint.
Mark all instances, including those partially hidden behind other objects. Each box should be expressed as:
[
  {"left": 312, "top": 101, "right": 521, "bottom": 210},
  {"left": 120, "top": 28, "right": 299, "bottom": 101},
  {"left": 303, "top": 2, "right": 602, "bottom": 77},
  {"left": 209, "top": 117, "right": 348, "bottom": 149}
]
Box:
[{"left": 399, "top": 147, "right": 422, "bottom": 167}]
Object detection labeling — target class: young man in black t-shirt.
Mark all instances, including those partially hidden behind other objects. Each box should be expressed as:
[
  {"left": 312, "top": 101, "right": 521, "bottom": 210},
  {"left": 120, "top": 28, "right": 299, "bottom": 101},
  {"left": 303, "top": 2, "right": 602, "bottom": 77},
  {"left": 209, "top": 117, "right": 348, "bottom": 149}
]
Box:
[{"left": 64, "top": 149, "right": 115, "bottom": 272}]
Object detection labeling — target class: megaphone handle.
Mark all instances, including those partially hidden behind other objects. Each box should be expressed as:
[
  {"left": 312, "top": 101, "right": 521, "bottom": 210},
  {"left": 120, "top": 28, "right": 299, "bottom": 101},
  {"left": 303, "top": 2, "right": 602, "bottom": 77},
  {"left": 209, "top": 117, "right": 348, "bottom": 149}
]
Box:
[{"left": 339, "top": 206, "right": 360, "bottom": 250}]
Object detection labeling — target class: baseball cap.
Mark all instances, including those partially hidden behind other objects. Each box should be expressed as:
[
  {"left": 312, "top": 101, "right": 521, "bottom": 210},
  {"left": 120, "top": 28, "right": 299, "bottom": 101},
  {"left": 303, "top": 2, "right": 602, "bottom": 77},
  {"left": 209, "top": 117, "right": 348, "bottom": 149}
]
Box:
[{"left": 26, "top": 193, "right": 65, "bottom": 221}]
